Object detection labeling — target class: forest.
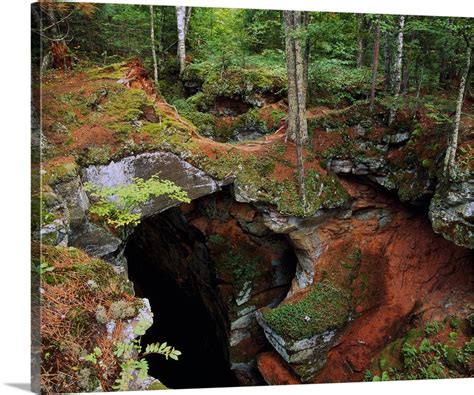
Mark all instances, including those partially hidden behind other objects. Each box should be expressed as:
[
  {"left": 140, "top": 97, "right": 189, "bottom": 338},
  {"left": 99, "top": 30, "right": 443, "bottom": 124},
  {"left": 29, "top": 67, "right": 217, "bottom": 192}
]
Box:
[{"left": 32, "top": 2, "right": 473, "bottom": 393}]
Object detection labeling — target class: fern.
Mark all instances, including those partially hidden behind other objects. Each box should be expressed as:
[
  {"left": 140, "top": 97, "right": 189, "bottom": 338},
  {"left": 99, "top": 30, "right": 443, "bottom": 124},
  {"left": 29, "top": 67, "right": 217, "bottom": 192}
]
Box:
[
  {"left": 143, "top": 342, "right": 182, "bottom": 360},
  {"left": 112, "top": 340, "right": 181, "bottom": 390},
  {"left": 113, "top": 341, "right": 137, "bottom": 359}
]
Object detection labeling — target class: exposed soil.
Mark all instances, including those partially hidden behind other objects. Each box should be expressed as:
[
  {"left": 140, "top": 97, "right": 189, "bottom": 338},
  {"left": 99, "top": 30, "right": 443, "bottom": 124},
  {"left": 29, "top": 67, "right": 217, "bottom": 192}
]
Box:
[{"left": 257, "top": 178, "right": 473, "bottom": 384}]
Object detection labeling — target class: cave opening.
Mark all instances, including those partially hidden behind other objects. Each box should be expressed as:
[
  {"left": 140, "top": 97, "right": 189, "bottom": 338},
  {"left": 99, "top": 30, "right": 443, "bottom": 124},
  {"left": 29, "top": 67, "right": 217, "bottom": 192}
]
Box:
[
  {"left": 124, "top": 189, "right": 298, "bottom": 389},
  {"left": 125, "top": 207, "right": 237, "bottom": 389}
]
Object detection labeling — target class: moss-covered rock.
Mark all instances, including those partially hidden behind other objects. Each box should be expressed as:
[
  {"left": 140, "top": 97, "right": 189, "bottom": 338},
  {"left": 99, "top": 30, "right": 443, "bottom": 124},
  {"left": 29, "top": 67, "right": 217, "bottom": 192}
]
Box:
[
  {"left": 255, "top": 246, "right": 361, "bottom": 381},
  {"left": 261, "top": 280, "right": 351, "bottom": 341},
  {"left": 182, "top": 62, "right": 286, "bottom": 108}
]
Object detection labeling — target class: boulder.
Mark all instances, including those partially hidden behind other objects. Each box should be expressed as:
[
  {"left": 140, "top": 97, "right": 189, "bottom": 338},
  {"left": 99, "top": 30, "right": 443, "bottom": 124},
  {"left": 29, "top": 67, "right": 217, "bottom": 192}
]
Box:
[
  {"left": 256, "top": 311, "right": 340, "bottom": 382},
  {"left": 83, "top": 151, "right": 221, "bottom": 217},
  {"left": 382, "top": 131, "right": 410, "bottom": 144},
  {"left": 429, "top": 178, "right": 474, "bottom": 249}
]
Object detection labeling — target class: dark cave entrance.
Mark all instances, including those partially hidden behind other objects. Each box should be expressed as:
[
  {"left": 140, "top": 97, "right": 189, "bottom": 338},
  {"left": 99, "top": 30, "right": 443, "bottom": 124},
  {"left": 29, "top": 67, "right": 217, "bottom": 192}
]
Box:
[
  {"left": 125, "top": 207, "right": 238, "bottom": 389},
  {"left": 124, "top": 189, "right": 298, "bottom": 388}
]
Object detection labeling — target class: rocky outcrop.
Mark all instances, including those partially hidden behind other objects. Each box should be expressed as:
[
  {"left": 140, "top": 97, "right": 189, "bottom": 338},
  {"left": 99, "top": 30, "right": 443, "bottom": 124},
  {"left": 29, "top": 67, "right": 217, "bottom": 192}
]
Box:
[
  {"left": 83, "top": 151, "right": 223, "bottom": 216},
  {"left": 255, "top": 179, "right": 473, "bottom": 384},
  {"left": 429, "top": 177, "right": 474, "bottom": 249},
  {"left": 46, "top": 151, "right": 229, "bottom": 271}
]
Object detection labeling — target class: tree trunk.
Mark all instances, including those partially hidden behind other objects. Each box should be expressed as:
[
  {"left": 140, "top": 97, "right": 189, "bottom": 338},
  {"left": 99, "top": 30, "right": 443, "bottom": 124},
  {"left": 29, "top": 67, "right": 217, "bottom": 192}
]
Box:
[
  {"left": 150, "top": 5, "right": 159, "bottom": 87},
  {"left": 401, "top": 49, "right": 410, "bottom": 93},
  {"left": 388, "top": 15, "right": 405, "bottom": 125},
  {"left": 356, "top": 14, "right": 365, "bottom": 67},
  {"left": 176, "top": 6, "right": 187, "bottom": 74},
  {"left": 369, "top": 21, "right": 381, "bottom": 112},
  {"left": 443, "top": 45, "right": 471, "bottom": 179},
  {"left": 412, "top": 65, "right": 423, "bottom": 119},
  {"left": 43, "top": 5, "right": 73, "bottom": 70},
  {"left": 302, "top": 12, "right": 310, "bottom": 97},
  {"left": 383, "top": 30, "right": 392, "bottom": 92},
  {"left": 284, "top": 11, "right": 308, "bottom": 211},
  {"left": 439, "top": 46, "right": 448, "bottom": 88},
  {"left": 184, "top": 7, "right": 192, "bottom": 36}
]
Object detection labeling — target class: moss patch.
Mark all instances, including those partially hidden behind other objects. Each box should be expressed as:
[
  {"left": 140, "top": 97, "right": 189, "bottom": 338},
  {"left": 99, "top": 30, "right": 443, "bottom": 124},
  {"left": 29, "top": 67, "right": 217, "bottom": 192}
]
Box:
[
  {"left": 261, "top": 280, "right": 352, "bottom": 341},
  {"left": 194, "top": 149, "right": 349, "bottom": 217}
]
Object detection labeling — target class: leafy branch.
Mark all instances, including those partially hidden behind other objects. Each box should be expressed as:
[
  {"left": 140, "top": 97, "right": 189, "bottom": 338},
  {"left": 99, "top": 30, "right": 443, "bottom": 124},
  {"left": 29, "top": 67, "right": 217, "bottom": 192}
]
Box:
[{"left": 84, "top": 174, "right": 190, "bottom": 228}]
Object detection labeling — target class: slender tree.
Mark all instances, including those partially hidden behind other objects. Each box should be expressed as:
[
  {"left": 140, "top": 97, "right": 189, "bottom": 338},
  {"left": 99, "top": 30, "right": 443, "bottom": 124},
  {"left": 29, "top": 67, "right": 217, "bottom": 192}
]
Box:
[
  {"left": 369, "top": 19, "right": 381, "bottom": 111},
  {"left": 176, "top": 6, "right": 192, "bottom": 74},
  {"left": 443, "top": 43, "right": 472, "bottom": 178},
  {"left": 388, "top": 15, "right": 405, "bottom": 125},
  {"left": 150, "top": 5, "right": 159, "bottom": 87},
  {"left": 284, "top": 10, "right": 308, "bottom": 211},
  {"left": 383, "top": 29, "right": 392, "bottom": 92},
  {"left": 185, "top": 7, "right": 192, "bottom": 36},
  {"left": 176, "top": 6, "right": 187, "bottom": 73}
]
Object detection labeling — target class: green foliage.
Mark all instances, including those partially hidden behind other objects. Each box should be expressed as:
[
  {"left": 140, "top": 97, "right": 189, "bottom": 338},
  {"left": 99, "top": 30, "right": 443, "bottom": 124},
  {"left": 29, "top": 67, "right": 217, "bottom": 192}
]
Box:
[
  {"left": 450, "top": 316, "right": 461, "bottom": 329},
  {"left": 84, "top": 175, "right": 190, "bottom": 227},
  {"left": 419, "top": 338, "right": 432, "bottom": 353},
  {"left": 309, "top": 59, "right": 371, "bottom": 107},
  {"left": 112, "top": 339, "right": 181, "bottom": 391},
  {"left": 84, "top": 347, "right": 102, "bottom": 364},
  {"left": 171, "top": 97, "right": 216, "bottom": 136},
  {"left": 363, "top": 369, "right": 374, "bottom": 381},
  {"left": 425, "top": 320, "right": 444, "bottom": 337},
  {"left": 112, "top": 359, "right": 150, "bottom": 391},
  {"left": 372, "top": 371, "right": 390, "bottom": 381},
  {"left": 113, "top": 341, "right": 138, "bottom": 359},
  {"left": 208, "top": 233, "right": 225, "bottom": 245},
  {"left": 33, "top": 258, "right": 55, "bottom": 275},
  {"left": 133, "top": 319, "right": 152, "bottom": 336},
  {"left": 368, "top": 316, "right": 474, "bottom": 382},
  {"left": 144, "top": 342, "right": 182, "bottom": 360},
  {"left": 208, "top": 234, "right": 262, "bottom": 289},
  {"left": 401, "top": 342, "right": 419, "bottom": 368}
]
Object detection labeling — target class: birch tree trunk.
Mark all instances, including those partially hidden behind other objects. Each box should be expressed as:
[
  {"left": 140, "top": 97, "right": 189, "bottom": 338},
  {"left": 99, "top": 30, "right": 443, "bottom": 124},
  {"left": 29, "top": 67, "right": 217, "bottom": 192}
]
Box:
[
  {"left": 284, "top": 11, "right": 308, "bottom": 211},
  {"left": 150, "top": 5, "right": 159, "bottom": 87},
  {"left": 443, "top": 45, "right": 472, "bottom": 179},
  {"left": 388, "top": 15, "right": 405, "bottom": 125},
  {"left": 176, "top": 6, "right": 187, "bottom": 74},
  {"left": 369, "top": 21, "right": 381, "bottom": 112}
]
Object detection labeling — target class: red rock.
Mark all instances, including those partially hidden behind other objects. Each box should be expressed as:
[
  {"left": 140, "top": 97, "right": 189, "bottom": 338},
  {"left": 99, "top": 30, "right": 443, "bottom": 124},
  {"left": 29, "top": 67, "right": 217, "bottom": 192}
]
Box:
[{"left": 257, "top": 352, "right": 300, "bottom": 385}]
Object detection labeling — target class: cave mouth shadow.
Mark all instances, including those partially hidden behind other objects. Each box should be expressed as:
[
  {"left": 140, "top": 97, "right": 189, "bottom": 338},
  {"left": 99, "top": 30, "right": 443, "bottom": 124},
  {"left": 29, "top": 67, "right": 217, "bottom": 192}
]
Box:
[{"left": 124, "top": 207, "right": 239, "bottom": 389}]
